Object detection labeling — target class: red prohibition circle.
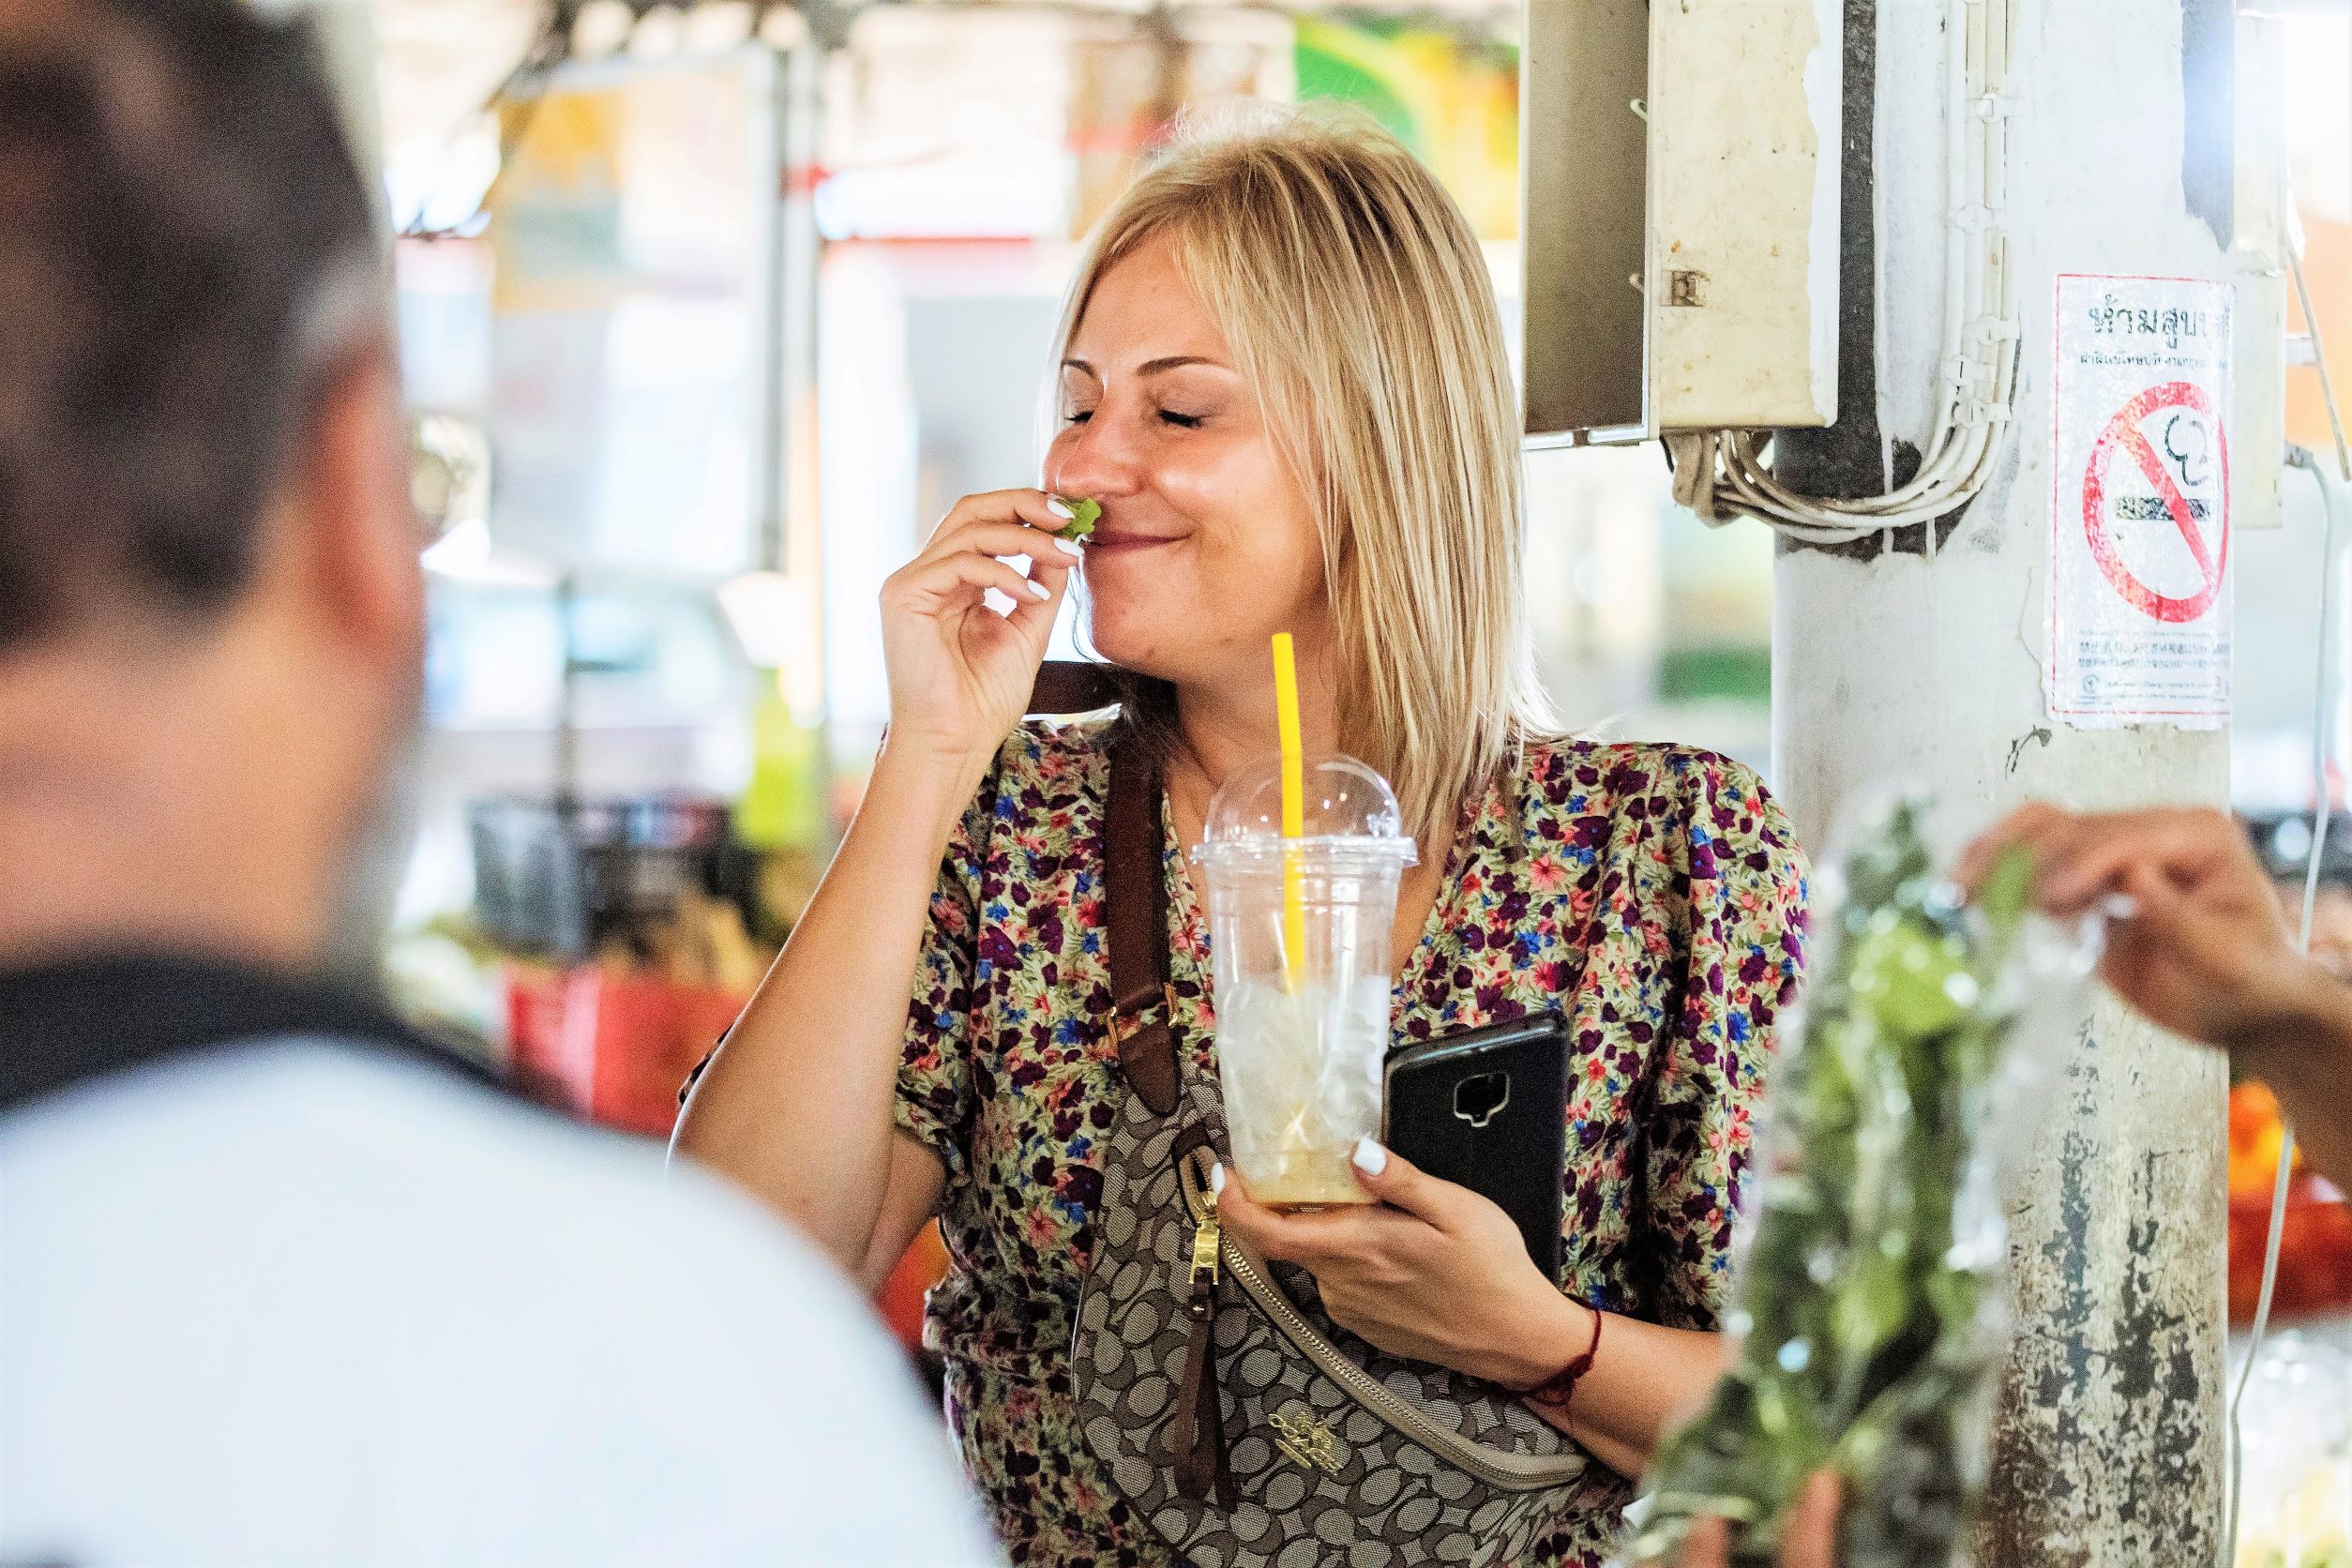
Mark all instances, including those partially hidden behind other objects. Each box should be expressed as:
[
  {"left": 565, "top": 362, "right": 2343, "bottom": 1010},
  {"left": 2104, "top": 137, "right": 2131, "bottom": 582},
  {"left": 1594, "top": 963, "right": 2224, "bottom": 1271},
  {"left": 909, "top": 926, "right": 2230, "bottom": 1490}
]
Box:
[{"left": 2081, "top": 381, "right": 2229, "bottom": 625}]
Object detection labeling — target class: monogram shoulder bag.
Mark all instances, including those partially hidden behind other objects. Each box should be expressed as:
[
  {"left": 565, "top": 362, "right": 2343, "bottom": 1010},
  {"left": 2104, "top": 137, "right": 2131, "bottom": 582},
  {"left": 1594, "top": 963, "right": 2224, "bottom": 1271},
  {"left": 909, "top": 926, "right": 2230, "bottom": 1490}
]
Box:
[{"left": 1029, "top": 666, "right": 1596, "bottom": 1568}]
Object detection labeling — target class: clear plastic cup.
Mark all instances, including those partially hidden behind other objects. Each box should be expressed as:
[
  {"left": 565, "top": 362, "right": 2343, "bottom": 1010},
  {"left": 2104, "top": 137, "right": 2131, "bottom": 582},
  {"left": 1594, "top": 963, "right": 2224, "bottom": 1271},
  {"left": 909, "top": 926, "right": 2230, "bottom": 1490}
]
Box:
[{"left": 1193, "top": 754, "right": 1417, "bottom": 1210}]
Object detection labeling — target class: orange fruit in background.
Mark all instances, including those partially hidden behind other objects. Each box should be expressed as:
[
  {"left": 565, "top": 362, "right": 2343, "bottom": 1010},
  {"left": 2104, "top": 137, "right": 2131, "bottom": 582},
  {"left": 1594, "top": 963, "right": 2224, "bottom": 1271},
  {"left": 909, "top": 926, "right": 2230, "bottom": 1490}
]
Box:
[
  {"left": 2231, "top": 1081, "right": 2306, "bottom": 1199},
  {"left": 875, "top": 1219, "right": 952, "bottom": 1356},
  {"left": 2231, "top": 1080, "right": 2279, "bottom": 1143},
  {"left": 2228, "top": 1082, "right": 2352, "bottom": 1325}
]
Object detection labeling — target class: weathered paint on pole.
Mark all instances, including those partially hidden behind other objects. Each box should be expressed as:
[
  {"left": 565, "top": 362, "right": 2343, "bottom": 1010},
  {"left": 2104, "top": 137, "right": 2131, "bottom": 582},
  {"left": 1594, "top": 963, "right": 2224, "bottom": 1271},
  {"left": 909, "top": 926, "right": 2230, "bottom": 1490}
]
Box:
[{"left": 1771, "top": 2, "right": 2233, "bottom": 1560}]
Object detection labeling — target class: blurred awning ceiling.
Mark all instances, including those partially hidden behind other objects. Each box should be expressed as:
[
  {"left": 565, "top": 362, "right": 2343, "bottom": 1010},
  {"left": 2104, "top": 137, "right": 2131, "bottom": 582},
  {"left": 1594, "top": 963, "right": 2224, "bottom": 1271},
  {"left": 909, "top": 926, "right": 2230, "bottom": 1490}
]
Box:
[
  {"left": 371, "top": 0, "right": 1516, "bottom": 120},
  {"left": 370, "top": 0, "right": 1515, "bottom": 221},
  {"left": 373, "top": 0, "right": 544, "bottom": 179}
]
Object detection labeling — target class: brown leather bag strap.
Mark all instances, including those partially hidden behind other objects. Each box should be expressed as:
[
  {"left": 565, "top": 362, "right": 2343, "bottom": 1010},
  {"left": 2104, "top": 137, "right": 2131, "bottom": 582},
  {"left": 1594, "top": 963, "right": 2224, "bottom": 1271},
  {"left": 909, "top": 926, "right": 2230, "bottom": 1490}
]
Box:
[
  {"left": 1028, "top": 660, "right": 1121, "bottom": 716},
  {"left": 1026, "top": 661, "right": 1181, "bottom": 1117},
  {"left": 1039, "top": 663, "right": 1231, "bottom": 1508},
  {"left": 1104, "top": 728, "right": 1180, "bottom": 1117},
  {"left": 1167, "top": 1121, "right": 1235, "bottom": 1507}
]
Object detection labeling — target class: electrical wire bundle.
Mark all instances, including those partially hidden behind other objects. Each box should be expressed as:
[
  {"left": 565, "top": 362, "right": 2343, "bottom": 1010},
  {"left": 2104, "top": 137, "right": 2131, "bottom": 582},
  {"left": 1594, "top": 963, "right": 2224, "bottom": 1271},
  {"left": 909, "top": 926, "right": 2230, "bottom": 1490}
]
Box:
[{"left": 1677, "top": 0, "right": 2020, "bottom": 544}]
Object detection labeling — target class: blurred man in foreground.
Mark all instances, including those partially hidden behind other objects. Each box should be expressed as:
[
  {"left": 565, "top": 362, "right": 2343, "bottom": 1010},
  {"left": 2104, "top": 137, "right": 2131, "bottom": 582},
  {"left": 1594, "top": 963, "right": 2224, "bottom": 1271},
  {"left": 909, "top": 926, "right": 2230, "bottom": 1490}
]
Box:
[{"left": 0, "top": 3, "right": 995, "bottom": 1563}]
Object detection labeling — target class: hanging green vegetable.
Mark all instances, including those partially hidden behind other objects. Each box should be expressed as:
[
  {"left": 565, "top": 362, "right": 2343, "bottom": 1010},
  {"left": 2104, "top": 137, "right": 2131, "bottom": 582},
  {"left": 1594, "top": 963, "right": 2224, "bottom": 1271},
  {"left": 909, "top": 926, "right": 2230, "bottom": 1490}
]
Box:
[{"left": 1631, "top": 799, "right": 2054, "bottom": 1568}]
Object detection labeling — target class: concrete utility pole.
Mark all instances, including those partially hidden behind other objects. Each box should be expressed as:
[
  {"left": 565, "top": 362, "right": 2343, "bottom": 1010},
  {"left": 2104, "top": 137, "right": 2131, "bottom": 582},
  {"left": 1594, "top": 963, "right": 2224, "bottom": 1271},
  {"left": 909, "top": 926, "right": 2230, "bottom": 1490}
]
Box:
[{"left": 1772, "top": 2, "right": 2235, "bottom": 1560}]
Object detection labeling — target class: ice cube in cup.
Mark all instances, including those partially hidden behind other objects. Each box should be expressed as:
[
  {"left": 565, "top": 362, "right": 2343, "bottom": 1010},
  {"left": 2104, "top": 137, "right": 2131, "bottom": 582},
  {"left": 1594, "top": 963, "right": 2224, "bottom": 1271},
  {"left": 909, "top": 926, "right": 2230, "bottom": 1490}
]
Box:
[
  {"left": 1218, "top": 975, "right": 1392, "bottom": 1208},
  {"left": 1193, "top": 754, "right": 1416, "bottom": 1211}
]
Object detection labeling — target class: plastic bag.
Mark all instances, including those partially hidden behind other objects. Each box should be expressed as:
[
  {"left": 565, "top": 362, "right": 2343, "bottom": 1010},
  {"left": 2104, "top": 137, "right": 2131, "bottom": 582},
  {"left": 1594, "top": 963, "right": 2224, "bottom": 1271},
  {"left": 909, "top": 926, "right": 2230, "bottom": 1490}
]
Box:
[{"left": 1630, "top": 795, "right": 2099, "bottom": 1567}]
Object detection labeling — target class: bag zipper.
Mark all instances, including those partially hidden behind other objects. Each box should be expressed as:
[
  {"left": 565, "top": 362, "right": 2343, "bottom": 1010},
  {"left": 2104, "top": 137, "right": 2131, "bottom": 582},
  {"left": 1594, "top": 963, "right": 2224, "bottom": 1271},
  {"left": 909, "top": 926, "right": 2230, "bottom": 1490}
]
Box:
[
  {"left": 1176, "top": 1151, "right": 1588, "bottom": 1494},
  {"left": 1189, "top": 1176, "right": 1222, "bottom": 1303}
]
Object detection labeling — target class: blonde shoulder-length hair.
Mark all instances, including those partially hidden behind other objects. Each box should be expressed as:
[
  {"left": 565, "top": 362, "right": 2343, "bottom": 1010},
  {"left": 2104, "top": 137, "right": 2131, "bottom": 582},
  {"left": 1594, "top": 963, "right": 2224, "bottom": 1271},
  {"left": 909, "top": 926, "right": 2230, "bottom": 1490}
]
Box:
[{"left": 1054, "top": 104, "right": 1554, "bottom": 840}]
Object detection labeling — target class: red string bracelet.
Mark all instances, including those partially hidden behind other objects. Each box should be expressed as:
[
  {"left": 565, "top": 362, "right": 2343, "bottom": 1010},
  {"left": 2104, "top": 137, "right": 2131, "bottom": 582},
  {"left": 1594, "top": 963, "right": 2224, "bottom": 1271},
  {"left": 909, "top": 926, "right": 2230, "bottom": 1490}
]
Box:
[{"left": 1516, "top": 1304, "right": 1604, "bottom": 1410}]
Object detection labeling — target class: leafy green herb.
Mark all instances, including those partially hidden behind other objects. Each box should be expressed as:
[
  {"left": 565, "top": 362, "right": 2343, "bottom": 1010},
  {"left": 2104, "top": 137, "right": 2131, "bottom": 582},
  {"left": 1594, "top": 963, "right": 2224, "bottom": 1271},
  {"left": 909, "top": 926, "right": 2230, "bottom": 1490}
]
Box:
[
  {"left": 1631, "top": 803, "right": 2041, "bottom": 1568},
  {"left": 1054, "top": 496, "right": 1101, "bottom": 541}
]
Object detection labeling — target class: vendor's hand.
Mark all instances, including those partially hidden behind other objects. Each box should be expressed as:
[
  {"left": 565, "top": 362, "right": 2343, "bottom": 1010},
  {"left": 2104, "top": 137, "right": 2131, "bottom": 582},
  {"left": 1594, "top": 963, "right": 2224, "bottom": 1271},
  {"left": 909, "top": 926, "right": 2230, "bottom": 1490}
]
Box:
[
  {"left": 1666, "top": 1472, "right": 1841, "bottom": 1568},
  {"left": 1957, "top": 804, "right": 2339, "bottom": 1056},
  {"left": 878, "top": 488, "right": 1083, "bottom": 773},
  {"left": 1213, "top": 1138, "right": 1579, "bottom": 1386}
]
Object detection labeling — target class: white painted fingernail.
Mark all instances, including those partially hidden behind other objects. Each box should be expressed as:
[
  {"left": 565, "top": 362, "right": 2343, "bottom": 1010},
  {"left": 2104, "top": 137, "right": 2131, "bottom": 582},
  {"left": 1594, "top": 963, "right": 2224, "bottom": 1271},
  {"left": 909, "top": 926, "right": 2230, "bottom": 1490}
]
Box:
[
  {"left": 1027, "top": 579, "right": 1053, "bottom": 601},
  {"left": 1046, "top": 497, "right": 1076, "bottom": 520},
  {"left": 2100, "top": 893, "right": 2139, "bottom": 921},
  {"left": 1053, "top": 536, "right": 1085, "bottom": 558},
  {"left": 1210, "top": 1162, "right": 1227, "bottom": 1197},
  {"left": 1351, "top": 1137, "right": 1387, "bottom": 1176}
]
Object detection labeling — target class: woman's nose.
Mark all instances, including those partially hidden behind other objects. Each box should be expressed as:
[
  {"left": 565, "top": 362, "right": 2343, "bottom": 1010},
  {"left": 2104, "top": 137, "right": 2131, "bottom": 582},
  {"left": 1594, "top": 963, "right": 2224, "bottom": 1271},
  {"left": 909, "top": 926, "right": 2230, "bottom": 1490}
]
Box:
[{"left": 1047, "top": 403, "right": 1145, "bottom": 502}]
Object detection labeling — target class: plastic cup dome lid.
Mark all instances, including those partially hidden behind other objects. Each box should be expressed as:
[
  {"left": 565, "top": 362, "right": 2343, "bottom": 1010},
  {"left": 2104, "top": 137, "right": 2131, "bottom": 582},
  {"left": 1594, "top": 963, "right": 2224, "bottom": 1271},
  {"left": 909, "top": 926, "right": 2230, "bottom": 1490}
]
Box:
[{"left": 1194, "top": 752, "right": 1417, "bottom": 866}]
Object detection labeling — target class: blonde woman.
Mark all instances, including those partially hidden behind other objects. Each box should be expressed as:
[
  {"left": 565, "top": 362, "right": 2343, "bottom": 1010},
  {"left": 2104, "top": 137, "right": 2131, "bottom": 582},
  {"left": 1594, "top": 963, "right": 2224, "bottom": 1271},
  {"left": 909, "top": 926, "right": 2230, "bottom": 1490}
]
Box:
[{"left": 676, "top": 111, "right": 1807, "bottom": 1566}]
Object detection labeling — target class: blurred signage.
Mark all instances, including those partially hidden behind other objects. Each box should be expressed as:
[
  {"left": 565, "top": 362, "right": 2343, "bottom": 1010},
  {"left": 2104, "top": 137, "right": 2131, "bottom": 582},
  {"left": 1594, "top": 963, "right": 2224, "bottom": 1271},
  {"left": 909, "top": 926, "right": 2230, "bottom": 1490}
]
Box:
[
  {"left": 1294, "top": 17, "right": 1519, "bottom": 242},
  {"left": 818, "top": 8, "right": 1294, "bottom": 242},
  {"left": 819, "top": 8, "right": 1078, "bottom": 240},
  {"left": 487, "top": 51, "right": 780, "bottom": 580}
]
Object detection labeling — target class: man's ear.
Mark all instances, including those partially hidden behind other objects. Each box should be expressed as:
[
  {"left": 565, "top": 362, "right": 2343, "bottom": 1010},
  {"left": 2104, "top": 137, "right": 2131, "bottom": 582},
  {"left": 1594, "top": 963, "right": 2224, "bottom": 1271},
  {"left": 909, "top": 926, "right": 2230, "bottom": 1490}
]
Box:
[{"left": 288, "top": 339, "right": 425, "bottom": 668}]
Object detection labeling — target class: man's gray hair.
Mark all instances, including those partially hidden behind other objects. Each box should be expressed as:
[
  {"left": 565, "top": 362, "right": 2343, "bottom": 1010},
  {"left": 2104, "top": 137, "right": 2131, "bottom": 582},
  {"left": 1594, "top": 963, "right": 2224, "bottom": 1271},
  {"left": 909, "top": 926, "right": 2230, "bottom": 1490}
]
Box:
[{"left": 0, "top": 0, "right": 382, "bottom": 652}]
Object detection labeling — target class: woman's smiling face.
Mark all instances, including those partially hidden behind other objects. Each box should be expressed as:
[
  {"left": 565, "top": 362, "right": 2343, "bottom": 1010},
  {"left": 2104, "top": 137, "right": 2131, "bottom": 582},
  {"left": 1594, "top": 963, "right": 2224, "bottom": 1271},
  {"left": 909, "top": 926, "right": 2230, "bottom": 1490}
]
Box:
[{"left": 1047, "top": 231, "right": 1327, "bottom": 688}]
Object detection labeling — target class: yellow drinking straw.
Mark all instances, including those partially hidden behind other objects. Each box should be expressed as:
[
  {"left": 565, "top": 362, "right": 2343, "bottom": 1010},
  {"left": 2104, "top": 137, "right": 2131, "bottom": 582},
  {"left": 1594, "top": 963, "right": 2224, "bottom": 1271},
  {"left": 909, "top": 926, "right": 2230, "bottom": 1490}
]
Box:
[{"left": 1271, "top": 633, "right": 1308, "bottom": 993}]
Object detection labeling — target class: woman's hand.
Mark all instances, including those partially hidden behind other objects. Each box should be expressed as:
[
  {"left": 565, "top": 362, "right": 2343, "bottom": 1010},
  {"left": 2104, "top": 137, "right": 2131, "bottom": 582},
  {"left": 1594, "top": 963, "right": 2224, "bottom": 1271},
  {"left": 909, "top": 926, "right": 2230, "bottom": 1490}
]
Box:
[
  {"left": 1214, "top": 1138, "right": 1580, "bottom": 1387},
  {"left": 879, "top": 489, "right": 1083, "bottom": 772},
  {"left": 1957, "top": 803, "right": 2338, "bottom": 1055},
  {"left": 1218, "top": 1138, "right": 1728, "bottom": 1480},
  {"left": 1957, "top": 802, "right": 2352, "bottom": 1194}
]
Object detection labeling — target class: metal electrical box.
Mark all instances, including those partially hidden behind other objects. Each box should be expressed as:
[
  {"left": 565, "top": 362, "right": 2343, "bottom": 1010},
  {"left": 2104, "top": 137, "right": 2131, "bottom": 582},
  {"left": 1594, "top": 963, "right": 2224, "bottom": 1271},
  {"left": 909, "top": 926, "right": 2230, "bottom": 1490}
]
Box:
[{"left": 1523, "top": 0, "right": 1843, "bottom": 446}]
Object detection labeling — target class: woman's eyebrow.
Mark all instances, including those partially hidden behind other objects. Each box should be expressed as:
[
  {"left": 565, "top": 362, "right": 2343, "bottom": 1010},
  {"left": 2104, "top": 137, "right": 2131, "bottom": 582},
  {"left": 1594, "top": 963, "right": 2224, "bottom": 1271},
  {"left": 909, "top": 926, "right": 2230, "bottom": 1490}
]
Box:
[
  {"left": 1138, "top": 354, "right": 1227, "bottom": 375},
  {"left": 1060, "top": 355, "right": 1229, "bottom": 377}
]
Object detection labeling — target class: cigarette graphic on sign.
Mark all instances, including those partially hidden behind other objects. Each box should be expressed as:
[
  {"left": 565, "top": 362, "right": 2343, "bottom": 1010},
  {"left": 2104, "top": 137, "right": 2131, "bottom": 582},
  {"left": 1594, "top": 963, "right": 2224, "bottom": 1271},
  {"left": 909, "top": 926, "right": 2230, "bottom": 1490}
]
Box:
[{"left": 2082, "top": 381, "right": 2230, "bottom": 625}]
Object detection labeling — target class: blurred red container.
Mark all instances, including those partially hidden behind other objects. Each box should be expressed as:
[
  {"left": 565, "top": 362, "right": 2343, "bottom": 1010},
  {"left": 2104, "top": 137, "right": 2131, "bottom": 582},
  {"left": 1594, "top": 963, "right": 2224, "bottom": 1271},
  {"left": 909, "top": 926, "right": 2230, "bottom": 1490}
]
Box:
[
  {"left": 503, "top": 964, "right": 944, "bottom": 1357},
  {"left": 505, "top": 962, "right": 746, "bottom": 1140},
  {"left": 2228, "top": 1082, "right": 2352, "bottom": 1324},
  {"left": 2229, "top": 1176, "right": 2352, "bottom": 1324}
]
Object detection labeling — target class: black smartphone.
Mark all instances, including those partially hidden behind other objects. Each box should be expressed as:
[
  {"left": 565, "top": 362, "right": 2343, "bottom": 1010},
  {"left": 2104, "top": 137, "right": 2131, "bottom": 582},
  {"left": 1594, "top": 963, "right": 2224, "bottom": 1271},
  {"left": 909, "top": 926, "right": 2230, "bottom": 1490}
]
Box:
[{"left": 1381, "top": 1015, "right": 1568, "bottom": 1280}]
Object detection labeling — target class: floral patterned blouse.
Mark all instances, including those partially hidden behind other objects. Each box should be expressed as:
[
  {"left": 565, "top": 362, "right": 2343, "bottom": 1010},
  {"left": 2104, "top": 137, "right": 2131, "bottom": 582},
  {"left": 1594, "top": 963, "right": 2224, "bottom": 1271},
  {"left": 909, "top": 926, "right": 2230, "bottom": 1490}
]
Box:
[{"left": 896, "top": 717, "right": 1807, "bottom": 1568}]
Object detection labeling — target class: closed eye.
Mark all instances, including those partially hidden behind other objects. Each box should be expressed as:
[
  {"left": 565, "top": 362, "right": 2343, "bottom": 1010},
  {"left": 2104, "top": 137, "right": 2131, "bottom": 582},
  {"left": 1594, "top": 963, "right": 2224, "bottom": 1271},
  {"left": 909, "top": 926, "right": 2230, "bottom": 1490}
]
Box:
[{"left": 1063, "top": 409, "right": 1202, "bottom": 429}]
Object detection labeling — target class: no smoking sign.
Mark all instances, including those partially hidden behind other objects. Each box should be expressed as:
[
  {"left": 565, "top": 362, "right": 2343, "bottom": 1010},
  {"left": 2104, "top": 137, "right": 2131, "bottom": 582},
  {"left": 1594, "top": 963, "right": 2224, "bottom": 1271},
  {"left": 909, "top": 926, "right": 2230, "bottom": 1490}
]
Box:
[
  {"left": 2048, "top": 277, "right": 2232, "bottom": 729},
  {"left": 2081, "top": 381, "right": 2229, "bottom": 624}
]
